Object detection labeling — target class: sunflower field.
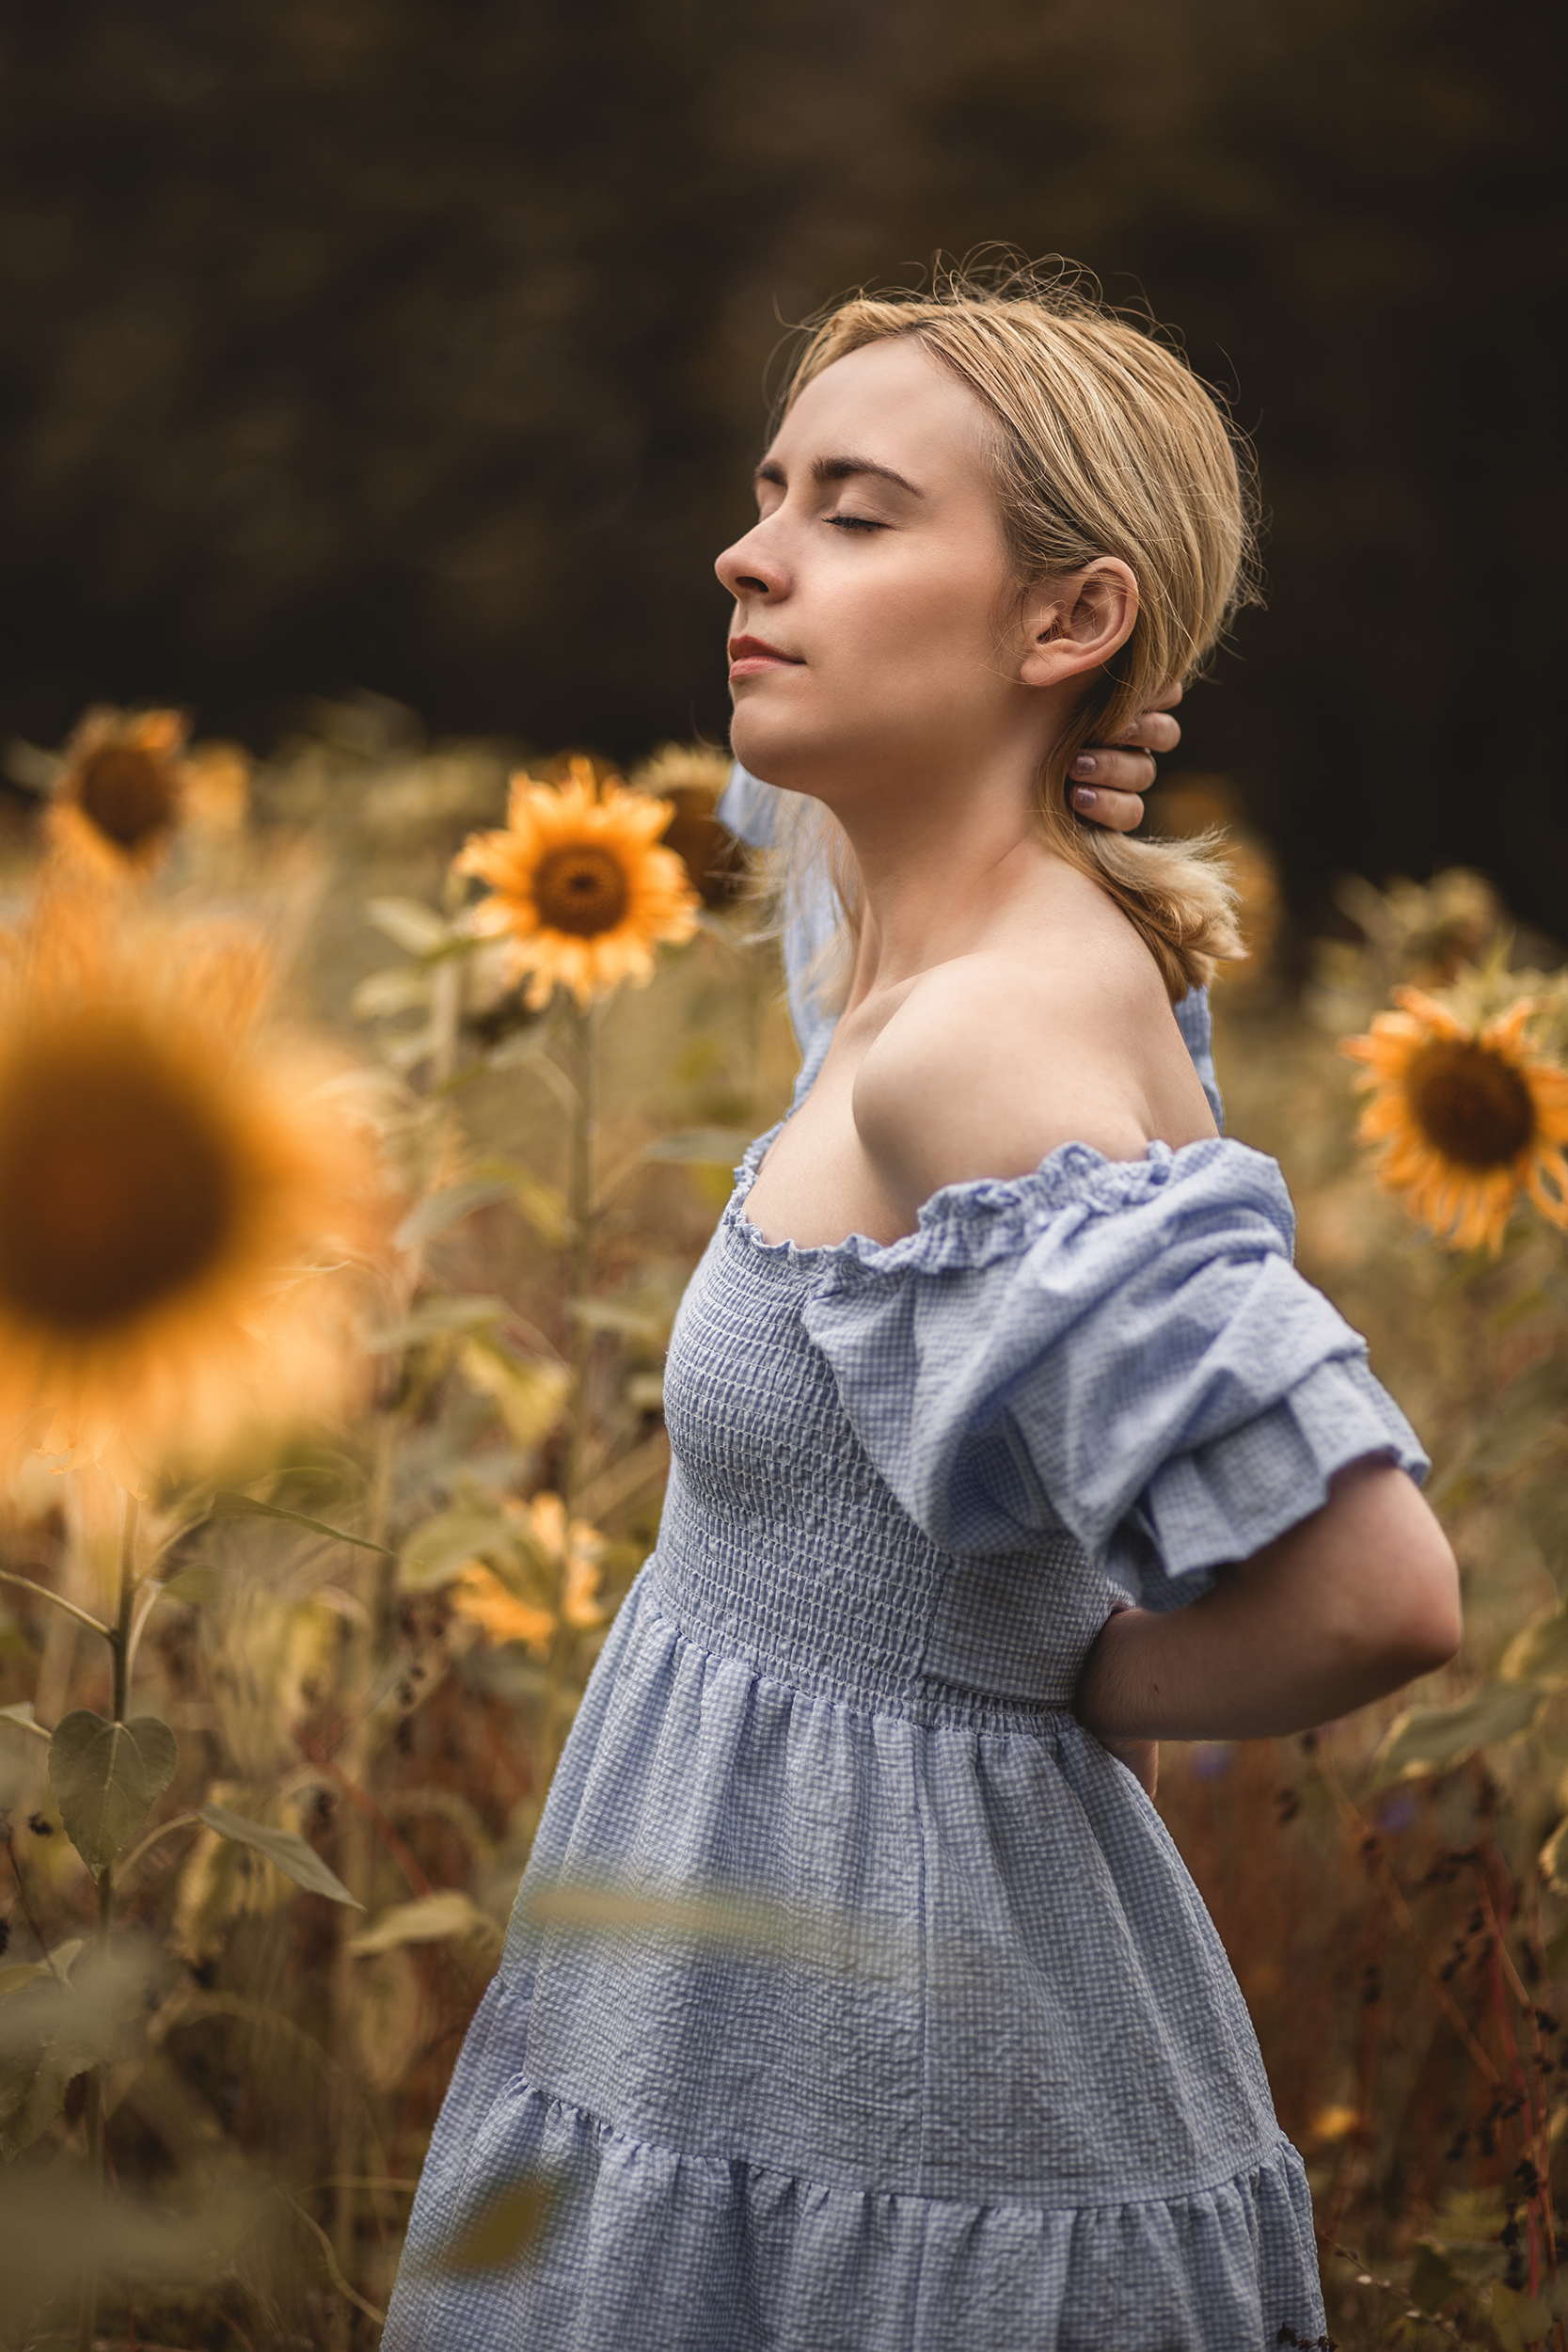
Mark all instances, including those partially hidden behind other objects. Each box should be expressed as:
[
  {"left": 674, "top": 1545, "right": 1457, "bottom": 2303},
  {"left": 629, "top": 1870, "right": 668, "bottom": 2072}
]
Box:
[{"left": 1, "top": 705, "right": 1567, "bottom": 2351}]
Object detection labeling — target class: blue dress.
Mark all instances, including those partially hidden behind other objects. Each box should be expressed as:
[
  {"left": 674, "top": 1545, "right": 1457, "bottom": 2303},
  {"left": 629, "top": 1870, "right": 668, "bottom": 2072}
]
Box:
[{"left": 384, "top": 774, "right": 1428, "bottom": 2350}]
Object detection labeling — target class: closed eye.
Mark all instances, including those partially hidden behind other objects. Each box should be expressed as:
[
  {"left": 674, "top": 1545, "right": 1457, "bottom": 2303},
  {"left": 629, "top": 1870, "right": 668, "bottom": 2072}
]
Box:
[{"left": 827, "top": 514, "right": 886, "bottom": 533}]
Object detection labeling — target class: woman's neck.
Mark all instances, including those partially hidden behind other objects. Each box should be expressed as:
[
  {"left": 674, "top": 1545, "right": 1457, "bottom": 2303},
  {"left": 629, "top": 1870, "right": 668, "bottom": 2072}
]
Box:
[{"left": 829, "top": 752, "right": 1056, "bottom": 1009}]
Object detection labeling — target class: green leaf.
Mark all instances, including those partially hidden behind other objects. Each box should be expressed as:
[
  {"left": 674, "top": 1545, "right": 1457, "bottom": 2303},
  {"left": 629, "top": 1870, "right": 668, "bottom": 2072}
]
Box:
[
  {"left": 209, "top": 1491, "right": 394, "bottom": 1556},
  {"left": 353, "top": 965, "right": 433, "bottom": 1022},
  {"left": 398, "top": 1504, "right": 515, "bottom": 1593},
  {"left": 642, "top": 1127, "right": 754, "bottom": 1167},
  {"left": 197, "top": 1802, "right": 362, "bottom": 1908},
  {"left": 509, "top": 1170, "right": 572, "bottom": 1249},
  {"left": 0, "top": 2032, "right": 81, "bottom": 2161},
  {"left": 1519, "top": 1476, "right": 1568, "bottom": 1592},
  {"left": 456, "top": 1341, "right": 570, "bottom": 1449},
  {"left": 369, "top": 1294, "right": 510, "bottom": 1351},
  {"left": 397, "top": 1176, "right": 521, "bottom": 1250},
  {"left": 1489, "top": 2279, "right": 1556, "bottom": 2352},
  {"left": 48, "top": 1711, "right": 180, "bottom": 1877},
  {"left": 1503, "top": 1603, "right": 1568, "bottom": 1686},
  {"left": 436, "top": 2176, "right": 561, "bottom": 2274},
  {"left": 1372, "top": 1680, "right": 1543, "bottom": 1786},
  {"left": 162, "top": 1563, "right": 227, "bottom": 1605},
  {"left": 365, "top": 895, "right": 451, "bottom": 955},
  {"left": 347, "top": 1889, "right": 499, "bottom": 1956},
  {"left": 0, "top": 1939, "right": 84, "bottom": 1999}
]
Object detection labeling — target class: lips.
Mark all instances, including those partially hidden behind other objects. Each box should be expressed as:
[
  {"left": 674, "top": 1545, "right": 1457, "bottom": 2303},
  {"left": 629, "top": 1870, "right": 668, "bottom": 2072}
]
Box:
[{"left": 728, "top": 634, "right": 804, "bottom": 680}]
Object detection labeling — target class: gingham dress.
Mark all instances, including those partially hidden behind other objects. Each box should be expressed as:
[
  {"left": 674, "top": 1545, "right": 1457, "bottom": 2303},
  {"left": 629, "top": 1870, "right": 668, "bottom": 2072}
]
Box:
[{"left": 384, "top": 776, "right": 1428, "bottom": 2351}]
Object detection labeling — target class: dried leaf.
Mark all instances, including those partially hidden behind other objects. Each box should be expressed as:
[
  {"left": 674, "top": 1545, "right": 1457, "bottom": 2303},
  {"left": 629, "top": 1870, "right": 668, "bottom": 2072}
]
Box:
[{"left": 347, "top": 1888, "right": 499, "bottom": 1957}]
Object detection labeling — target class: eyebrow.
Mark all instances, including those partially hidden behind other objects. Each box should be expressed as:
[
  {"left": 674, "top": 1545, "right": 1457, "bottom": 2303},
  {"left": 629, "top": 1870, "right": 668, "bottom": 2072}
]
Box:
[{"left": 753, "top": 453, "right": 925, "bottom": 498}]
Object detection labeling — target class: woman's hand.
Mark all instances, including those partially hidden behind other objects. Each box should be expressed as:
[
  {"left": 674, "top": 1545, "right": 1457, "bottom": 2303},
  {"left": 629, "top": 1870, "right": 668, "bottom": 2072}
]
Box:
[{"left": 1069, "top": 681, "right": 1183, "bottom": 833}]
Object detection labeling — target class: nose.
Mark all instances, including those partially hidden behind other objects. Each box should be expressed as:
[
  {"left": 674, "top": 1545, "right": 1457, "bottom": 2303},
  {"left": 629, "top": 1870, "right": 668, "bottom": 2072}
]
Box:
[{"left": 715, "top": 522, "right": 786, "bottom": 603}]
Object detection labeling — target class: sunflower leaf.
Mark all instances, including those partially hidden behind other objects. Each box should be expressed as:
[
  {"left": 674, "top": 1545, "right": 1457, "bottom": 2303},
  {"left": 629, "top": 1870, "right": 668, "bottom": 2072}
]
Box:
[
  {"left": 1502, "top": 1604, "right": 1568, "bottom": 1687},
  {"left": 396, "top": 1178, "right": 522, "bottom": 1250},
  {"left": 197, "top": 1803, "right": 362, "bottom": 1908},
  {"left": 208, "top": 1492, "right": 395, "bottom": 1557},
  {"left": 641, "top": 1128, "right": 754, "bottom": 1167},
  {"left": 48, "top": 1711, "right": 180, "bottom": 1876},
  {"left": 365, "top": 897, "right": 451, "bottom": 956},
  {"left": 1372, "top": 1680, "right": 1543, "bottom": 1786}
]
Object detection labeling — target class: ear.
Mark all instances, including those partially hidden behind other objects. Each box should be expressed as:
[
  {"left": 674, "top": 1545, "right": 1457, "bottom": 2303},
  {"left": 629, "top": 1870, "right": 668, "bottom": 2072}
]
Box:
[{"left": 1017, "top": 561, "right": 1139, "bottom": 690}]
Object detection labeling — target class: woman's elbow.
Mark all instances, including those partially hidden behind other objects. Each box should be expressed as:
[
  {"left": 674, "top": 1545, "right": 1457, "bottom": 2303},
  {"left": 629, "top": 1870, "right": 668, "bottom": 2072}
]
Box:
[{"left": 1362, "top": 1516, "right": 1463, "bottom": 1682}]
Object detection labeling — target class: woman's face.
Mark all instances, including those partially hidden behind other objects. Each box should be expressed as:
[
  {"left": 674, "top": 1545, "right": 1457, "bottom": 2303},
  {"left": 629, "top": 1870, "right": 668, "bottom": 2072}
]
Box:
[{"left": 715, "top": 336, "right": 1031, "bottom": 807}]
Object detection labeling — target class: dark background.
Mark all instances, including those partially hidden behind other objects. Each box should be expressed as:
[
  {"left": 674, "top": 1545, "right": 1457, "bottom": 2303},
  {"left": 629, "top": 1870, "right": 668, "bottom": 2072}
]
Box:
[{"left": 1, "top": 0, "right": 1563, "bottom": 926}]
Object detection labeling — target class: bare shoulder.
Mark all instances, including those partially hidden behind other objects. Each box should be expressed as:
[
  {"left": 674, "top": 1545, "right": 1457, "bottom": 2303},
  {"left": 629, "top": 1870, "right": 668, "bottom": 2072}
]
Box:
[{"left": 852, "top": 897, "right": 1214, "bottom": 1224}]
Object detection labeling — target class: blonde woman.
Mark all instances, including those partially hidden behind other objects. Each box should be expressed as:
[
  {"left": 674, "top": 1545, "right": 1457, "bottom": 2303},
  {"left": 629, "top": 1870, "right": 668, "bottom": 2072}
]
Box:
[{"left": 386, "top": 266, "right": 1459, "bottom": 2350}]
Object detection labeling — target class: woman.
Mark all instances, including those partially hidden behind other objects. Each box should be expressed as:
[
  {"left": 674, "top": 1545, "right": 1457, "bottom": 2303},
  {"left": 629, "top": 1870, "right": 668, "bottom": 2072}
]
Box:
[{"left": 386, "top": 267, "right": 1460, "bottom": 2350}]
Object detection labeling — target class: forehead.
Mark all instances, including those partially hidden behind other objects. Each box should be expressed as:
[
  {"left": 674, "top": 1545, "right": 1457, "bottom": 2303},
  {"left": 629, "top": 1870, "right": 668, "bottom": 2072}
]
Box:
[{"left": 770, "top": 334, "right": 992, "bottom": 479}]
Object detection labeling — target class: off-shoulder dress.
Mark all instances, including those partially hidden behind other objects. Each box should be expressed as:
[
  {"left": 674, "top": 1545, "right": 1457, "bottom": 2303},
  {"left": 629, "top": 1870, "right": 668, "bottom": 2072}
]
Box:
[{"left": 383, "top": 769, "right": 1428, "bottom": 2351}]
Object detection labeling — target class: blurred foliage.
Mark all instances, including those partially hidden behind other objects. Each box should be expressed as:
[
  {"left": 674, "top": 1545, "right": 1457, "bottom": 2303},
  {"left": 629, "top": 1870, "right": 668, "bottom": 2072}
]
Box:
[
  {"left": 0, "top": 0, "right": 1563, "bottom": 928},
  {"left": 2, "top": 702, "right": 1568, "bottom": 2349}
]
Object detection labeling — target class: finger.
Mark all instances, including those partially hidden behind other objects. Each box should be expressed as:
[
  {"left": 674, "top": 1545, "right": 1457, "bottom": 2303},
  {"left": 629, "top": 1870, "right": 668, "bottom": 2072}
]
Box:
[
  {"left": 1071, "top": 746, "right": 1157, "bottom": 798},
  {"left": 1113, "top": 710, "right": 1181, "bottom": 755},
  {"left": 1149, "top": 679, "right": 1183, "bottom": 712},
  {"left": 1069, "top": 783, "right": 1146, "bottom": 833}
]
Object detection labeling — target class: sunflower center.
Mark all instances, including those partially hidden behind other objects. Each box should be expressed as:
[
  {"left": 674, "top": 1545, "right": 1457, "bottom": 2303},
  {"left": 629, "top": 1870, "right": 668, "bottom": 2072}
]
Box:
[
  {"left": 1404, "top": 1037, "right": 1537, "bottom": 1168},
  {"left": 77, "top": 747, "right": 180, "bottom": 850},
  {"left": 0, "top": 1029, "right": 237, "bottom": 1330},
  {"left": 532, "top": 845, "right": 631, "bottom": 938}
]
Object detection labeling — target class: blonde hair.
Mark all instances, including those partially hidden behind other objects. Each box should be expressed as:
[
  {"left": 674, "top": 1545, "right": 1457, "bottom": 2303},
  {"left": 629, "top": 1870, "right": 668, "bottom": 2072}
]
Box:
[{"left": 766, "top": 257, "right": 1258, "bottom": 1000}]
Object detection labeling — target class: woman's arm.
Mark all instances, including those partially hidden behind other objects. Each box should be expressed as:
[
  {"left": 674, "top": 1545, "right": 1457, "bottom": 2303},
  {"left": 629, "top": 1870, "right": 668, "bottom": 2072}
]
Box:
[{"left": 1074, "top": 1457, "right": 1462, "bottom": 1761}]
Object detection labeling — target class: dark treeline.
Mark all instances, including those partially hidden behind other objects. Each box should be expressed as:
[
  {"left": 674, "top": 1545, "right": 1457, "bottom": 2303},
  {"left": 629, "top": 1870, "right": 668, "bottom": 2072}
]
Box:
[{"left": 0, "top": 0, "right": 1562, "bottom": 927}]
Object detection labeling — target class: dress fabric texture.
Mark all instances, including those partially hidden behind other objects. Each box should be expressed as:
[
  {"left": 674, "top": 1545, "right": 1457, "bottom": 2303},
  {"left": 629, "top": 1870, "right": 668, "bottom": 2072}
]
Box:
[{"left": 383, "top": 773, "right": 1427, "bottom": 2351}]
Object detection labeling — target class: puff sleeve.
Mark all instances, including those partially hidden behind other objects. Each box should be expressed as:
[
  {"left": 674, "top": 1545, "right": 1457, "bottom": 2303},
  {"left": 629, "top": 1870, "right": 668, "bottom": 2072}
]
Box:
[{"left": 798, "top": 1137, "right": 1428, "bottom": 1611}]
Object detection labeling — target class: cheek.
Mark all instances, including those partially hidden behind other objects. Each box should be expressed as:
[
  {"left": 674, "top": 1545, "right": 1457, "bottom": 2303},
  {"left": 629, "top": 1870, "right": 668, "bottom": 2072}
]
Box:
[{"left": 831, "top": 550, "right": 1006, "bottom": 690}]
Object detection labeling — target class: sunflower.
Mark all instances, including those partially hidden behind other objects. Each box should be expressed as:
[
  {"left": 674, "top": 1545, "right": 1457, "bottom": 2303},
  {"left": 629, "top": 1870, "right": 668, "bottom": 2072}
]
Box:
[
  {"left": 630, "top": 743, "right": 750, "bottom": 908},
  {"left": 0, "top": 886, "right": 391, "bottom": 1476},
  {"left": 43, "top": 707, "right": 191, "bottom": 877},
  {"left": 453, "top": 756, "right": 700, "bottom": 1009},
  {"left": 1340, "top": 987, "right": 1568, "bottom": 1251},
  {"left": 448, "top": 1492, "right": 608, "bottom": 1652}
]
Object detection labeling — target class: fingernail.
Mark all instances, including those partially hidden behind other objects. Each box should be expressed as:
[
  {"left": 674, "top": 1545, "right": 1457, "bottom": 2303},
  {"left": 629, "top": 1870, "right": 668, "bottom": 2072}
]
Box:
[
  {"left": 1070, "top": 753, "right": 1098, "bottom": 777},
  {"left": 1071, "top": 787, "right": 1098, "bottom": 813}
]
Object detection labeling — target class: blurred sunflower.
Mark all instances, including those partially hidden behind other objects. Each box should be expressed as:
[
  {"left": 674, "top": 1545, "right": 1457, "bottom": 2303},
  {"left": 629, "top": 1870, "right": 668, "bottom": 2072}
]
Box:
[
  {"left": 448, "top": 1492, "right": 608, "bottom": 1652},
  {"left": 1341, "top": 987, "right": 1568, "bottom": 1251},
  {"left": 454, "top": 756, "right": 699, "bottom": 1009},
  {"left": 43, "top": 707, "right": 191, "bottom": 877},
  {"left": 0, "top": 887, "right": 391, "bottom": 1477},
  {"left": 520, "top": 1490, "right": 609, "bottom": 1630},
  {"left": 630, "top": 743, "right": 749, "bottom": 908},
  {"left": 451, "top": 1564, "right": 556, "bottom": 1654}
]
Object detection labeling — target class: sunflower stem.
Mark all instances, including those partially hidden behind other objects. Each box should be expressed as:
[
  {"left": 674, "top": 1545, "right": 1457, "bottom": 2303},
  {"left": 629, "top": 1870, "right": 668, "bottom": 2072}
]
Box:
[
  {"left": 78, "top": 1486, "right": 137, "bottom": 2352},
  {"left": 561, "top": 1001, "right": 598, "bottom": 1525},
  {"left": 0, "top": 1565, "right": 111, "bottom": 1640}
]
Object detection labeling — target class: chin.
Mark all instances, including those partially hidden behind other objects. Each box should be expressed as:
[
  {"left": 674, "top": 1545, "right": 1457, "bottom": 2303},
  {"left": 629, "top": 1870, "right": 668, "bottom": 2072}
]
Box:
[{"left": 727, "top": 706, "right": 808, "bottom": 791}]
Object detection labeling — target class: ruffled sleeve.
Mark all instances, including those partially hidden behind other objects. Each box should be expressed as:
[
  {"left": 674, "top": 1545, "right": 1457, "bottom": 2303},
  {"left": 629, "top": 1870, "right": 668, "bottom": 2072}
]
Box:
[{"left": 795, "top": 1137, "right": 1428, "bottom": 1611}]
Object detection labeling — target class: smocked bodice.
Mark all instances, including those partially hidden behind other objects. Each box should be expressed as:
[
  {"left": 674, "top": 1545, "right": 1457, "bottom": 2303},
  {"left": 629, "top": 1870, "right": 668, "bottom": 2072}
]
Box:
[{"left": 656, "top": 1170, "right": 1121, "bottom": 1726}]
